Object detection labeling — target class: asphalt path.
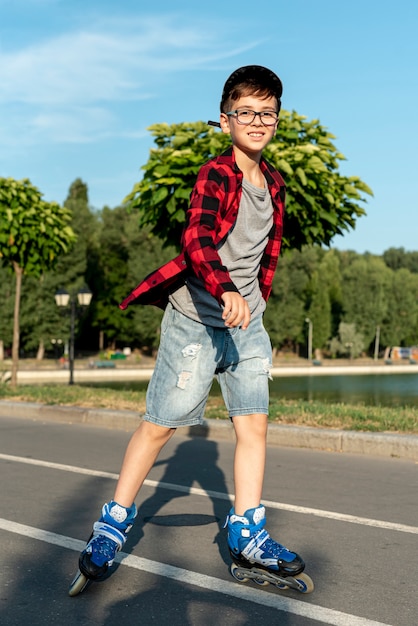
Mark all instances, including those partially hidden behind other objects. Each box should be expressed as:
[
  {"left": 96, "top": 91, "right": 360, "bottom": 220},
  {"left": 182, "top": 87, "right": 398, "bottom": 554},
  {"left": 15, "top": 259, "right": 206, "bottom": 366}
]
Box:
[{"left": 1, "top": 415, "right": 417, "bottom": 626}]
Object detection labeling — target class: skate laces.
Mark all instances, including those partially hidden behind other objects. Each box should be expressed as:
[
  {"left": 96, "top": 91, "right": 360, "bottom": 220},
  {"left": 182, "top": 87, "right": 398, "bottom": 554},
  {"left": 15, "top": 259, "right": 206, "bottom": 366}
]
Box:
[
  {"left": 86, "top": 534, "right": 119, "bottom": 567},
  {"left": 87, "top": 520, "right": 128, "bottom": 566}
]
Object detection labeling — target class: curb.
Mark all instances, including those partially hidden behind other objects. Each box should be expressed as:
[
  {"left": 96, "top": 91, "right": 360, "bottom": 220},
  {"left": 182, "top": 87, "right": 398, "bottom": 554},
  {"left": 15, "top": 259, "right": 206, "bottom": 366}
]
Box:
[{"left": 1, "top": 400, "right": 417, "bottom": 461}]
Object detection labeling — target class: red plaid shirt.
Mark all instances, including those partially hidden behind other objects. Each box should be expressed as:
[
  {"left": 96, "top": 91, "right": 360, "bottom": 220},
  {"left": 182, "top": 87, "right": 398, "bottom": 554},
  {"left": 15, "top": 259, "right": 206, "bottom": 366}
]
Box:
[{"left": 119, "top": 147, "right": 285, "bottom": 311}]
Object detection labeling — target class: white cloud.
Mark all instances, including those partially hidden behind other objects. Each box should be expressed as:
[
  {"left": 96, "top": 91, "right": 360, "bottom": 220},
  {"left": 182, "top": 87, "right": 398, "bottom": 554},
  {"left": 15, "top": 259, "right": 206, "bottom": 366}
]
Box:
[
  {"left": 0, "top": 14, "right": 260, "bottom": 149},
  {"left": 0, "top": 15, "right": 256, "bottom": 106}
]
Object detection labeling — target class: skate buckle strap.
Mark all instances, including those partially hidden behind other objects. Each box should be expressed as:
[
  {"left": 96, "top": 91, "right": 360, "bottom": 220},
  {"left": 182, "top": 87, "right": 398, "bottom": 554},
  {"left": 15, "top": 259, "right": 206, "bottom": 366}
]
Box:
[
  {"left": 92, "top": 521, "right": 126, "bottom": 550},
  {"left": 240, "top": 529, "right": 279, "bottom": 567},
  {"left": 228, "top": 514, "right": 250, "bottom": 525}
]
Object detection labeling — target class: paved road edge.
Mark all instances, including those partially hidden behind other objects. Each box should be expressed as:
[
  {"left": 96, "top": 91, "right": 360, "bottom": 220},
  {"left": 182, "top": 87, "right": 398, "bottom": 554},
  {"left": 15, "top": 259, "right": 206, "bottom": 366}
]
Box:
[{"left": 1, "top": 400, "right": 417, "bottom": 461}]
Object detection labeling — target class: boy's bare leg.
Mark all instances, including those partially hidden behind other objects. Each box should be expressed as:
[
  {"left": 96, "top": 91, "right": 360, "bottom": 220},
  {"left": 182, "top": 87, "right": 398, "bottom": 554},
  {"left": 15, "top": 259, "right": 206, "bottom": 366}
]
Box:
[
  {"left": 113, "top": 421, "right": 176, "bottom": 508},
  {"left": 232, "top": 413, "right": 268, "bottom": 515}
]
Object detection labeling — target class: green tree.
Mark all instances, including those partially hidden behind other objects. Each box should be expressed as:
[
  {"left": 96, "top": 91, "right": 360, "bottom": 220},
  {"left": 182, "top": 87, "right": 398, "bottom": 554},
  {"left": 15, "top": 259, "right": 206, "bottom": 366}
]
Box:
[
  {"left": 18, "top": 179, "right": 99, "bottom": 359},
  {"left": 0, "top": 177, "right": 76, "bottom": 385},
  {"left": 329, "top": 322, "right": 364, "bottom": 358},
  {"left": 126, "top": 222, "right": 177, "bottom": 351},
  {"left": 93, "top": 206, "right": 132, "bottom": 348},
  {"left": 124, "top": 112, "right": 372, "bottom": 250},
  {"left": 341, "top": 255, "right": 392, "bottom": 350},
  {"left": 307, "top": 272, "right": 332, "bottom": 354},
  {"left": 264, "top": 260, "right": 307, "bottom": 353},
  {"left": 381, "top": 268, "right": 418, "bottom": 347},
  {"left": 383, "top": 247, "right": 418, "bottom": 274},
  {"left": 0, "top": 264, "right": 14, "bottom": 360},
  {"left": 265, "top": 247, "right": 318, "bottom": 352},
  {"left": 93, "top": 206, "right": 176, "bottom": 350}
]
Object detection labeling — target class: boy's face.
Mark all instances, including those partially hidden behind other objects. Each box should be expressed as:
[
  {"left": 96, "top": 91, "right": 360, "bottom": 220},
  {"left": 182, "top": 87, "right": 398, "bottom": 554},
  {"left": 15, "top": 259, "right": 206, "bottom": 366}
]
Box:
[{"left": 219, "top": 93, "right": 279, "bottom": 157}]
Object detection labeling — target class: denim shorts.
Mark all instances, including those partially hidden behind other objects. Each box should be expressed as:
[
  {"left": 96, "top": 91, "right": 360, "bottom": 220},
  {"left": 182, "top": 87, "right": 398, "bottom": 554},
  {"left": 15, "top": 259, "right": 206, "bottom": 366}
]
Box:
[{"left": 144, "top": 303, "right": 272, "bottom": 428}]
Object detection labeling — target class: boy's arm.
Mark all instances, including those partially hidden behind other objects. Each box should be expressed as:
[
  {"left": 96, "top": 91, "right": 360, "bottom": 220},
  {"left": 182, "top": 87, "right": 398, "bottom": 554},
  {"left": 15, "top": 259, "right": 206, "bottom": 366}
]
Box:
[
  {"left": 182, "top": 164, "right": 251, "bottom": 328},
  {"left": 182, "top": 165, "right": 239, "bottom": 303}
]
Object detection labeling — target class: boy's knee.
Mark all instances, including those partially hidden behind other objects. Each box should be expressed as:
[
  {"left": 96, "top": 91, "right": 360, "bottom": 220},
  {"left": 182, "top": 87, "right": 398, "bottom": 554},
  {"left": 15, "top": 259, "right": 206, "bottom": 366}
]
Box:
[
  {"left": 233, "top": 413, "right": 268, "bottom": 438},
  {"left": 139, "top": 420, "right": 176, "bottom": 442}
]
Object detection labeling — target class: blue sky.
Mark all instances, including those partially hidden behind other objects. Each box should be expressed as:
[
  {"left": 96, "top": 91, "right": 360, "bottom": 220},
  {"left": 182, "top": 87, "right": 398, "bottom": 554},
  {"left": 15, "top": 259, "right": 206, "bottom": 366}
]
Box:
[{"left": 1, "top": 0, "right": 416, "bottom": 254}]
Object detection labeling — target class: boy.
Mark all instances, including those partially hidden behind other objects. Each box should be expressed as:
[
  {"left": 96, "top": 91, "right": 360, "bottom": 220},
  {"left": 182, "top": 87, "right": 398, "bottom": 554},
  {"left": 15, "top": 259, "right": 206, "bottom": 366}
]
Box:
[{"left": 74, "top": 65, "right": 306, "bottom": 589}]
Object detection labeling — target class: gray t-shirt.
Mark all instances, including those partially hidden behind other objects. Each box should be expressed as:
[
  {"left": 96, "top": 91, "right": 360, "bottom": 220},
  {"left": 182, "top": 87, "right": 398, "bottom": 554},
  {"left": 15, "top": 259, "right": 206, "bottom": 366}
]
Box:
[{"left": 169, "top": 177, "right": 273, "bottom": 327}]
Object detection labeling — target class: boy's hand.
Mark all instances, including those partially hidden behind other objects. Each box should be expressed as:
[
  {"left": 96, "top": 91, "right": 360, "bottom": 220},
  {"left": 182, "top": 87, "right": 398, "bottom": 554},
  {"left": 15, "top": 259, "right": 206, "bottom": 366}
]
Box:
[{"left": 221, "top": 292, "right": 251, "bottom": 330}]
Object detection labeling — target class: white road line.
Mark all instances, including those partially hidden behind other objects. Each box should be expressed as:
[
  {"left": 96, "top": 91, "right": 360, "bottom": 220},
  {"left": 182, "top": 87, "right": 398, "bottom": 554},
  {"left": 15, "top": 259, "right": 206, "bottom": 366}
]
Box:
[
  {"left": 0, "top": 517, "right": 392, "bottom": 626},
  {"left": 1, "top": 452, "right": 417, "bottom": 535}
]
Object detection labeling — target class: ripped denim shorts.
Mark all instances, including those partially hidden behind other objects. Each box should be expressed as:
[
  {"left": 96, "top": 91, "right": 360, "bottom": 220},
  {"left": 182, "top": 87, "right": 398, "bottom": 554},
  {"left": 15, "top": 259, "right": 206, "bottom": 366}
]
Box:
[{"left": 144, "top": 303, "right": 272, "bottom": 428}]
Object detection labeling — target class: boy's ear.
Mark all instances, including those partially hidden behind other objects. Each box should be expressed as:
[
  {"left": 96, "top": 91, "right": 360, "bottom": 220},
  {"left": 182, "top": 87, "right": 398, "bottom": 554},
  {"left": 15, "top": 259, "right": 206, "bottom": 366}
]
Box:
[{"left": 220, "top": 113, "right": 230, "bottom": 135}]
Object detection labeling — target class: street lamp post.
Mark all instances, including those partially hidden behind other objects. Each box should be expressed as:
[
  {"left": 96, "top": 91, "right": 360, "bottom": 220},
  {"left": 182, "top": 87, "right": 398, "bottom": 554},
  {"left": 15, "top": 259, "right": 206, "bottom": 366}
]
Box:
[
  {"left": 305, "top": 317, "right": 313, "bottom": 362},
  {"left": 55, "top": 287, "right": 92, "bottom": 385},
  {"left": 374, "top": 325, "right": 380, "bottom": 361}
]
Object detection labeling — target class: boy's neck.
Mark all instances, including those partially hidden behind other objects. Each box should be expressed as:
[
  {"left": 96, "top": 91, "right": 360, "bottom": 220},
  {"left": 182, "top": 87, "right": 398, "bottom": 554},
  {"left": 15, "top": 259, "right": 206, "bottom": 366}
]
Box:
[{"left": 232, "top": 146, "right": 265, "bottom": 188}]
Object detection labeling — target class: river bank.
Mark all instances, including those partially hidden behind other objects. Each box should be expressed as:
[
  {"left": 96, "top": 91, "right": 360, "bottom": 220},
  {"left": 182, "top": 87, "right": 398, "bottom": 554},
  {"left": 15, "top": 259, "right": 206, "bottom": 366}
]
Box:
[{"left": 2, "top": 358, "right": 418, "bottom": 384}]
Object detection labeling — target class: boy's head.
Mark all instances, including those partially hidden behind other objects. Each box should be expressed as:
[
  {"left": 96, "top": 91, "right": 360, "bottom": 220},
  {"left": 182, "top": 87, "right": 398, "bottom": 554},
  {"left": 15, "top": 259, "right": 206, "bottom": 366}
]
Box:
[{"left": 220, "top": 65, "right": 283, "bottom": 114}]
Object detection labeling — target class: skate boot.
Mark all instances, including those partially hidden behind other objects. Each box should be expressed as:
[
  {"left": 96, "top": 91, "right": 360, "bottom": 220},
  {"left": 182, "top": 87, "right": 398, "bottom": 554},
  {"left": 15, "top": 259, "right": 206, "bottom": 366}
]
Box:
[
  {"left": 226, "top": 505, "right": 314, "bottom": 593},
  {"left": 79, "top": 501, "right": 137, "bottom": 579},
  {"left": 69, "top": 501, "right": 137, "bottom": 596}
]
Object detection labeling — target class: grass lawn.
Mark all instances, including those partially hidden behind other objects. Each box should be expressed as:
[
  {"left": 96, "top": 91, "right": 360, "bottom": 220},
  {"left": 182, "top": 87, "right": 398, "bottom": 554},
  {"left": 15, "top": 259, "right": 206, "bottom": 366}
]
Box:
[{"left": 1, "top": 384, "right": 417, "bottom": 434}]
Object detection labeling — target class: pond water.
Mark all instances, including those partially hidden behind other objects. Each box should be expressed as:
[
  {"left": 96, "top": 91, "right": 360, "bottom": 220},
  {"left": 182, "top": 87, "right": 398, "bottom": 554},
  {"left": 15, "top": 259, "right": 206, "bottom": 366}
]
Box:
[
  {"left": 268, "top": 373, "right": 418, "bottom": 407},
  {"left": 88, "top": 372, "right": 418, "bottom": 408}
]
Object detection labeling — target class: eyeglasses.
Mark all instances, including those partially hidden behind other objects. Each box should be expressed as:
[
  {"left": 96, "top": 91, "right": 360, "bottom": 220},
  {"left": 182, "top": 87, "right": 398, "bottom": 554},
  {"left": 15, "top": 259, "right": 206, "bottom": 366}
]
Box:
[{"left": 226, "top": 109, "right": 279, "bottom": 126}]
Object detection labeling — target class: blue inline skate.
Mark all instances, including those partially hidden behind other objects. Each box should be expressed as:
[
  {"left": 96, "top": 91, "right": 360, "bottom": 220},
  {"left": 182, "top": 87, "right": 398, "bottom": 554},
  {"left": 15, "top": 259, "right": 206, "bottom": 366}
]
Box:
[
  {"left": 68, "top": 501, "right": 137, "bottom": 596},
  {"left": 226, "top": 505, "right": 314, "bottom": 593}
]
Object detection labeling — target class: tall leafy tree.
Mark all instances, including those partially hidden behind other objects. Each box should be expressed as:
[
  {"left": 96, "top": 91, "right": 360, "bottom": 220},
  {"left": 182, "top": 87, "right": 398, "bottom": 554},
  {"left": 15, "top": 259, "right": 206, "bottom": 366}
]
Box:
[
  {"left": 123, "top": 113, "right": 372, "bottom": 250},
  {"left": 341, "top": 255, "right": 392, "bottom": 349},
  {"left": 321, "top": 249, "right": 344, "bottom": 338},
  {"left": 93, "top": 206, "right": 176, "bottom": 350},
  {"left": 381, "top": 268, "right": 418, "bottom": 347},
  {"left": 307, "top": 273, "right": 332, "bottom": 354},
  {"left": 93, "top": 205, "right": 132, "bottom": 348},
  {"left": 0, "top": 177, "right": 76, "bottom": 385},
  {"left": 0, "top": 264, "right": 14, "bottom": 360},
  {"left": 264, "top": 247, "right": 317, "bottom": 352},
  {"left": 383, "top": 247, "right": 418, "bottom": 274},
  {"left": 330, "top": 322, "right": 364, "bottom": 358},
  {"left": 54, "top": 178, "right": 99, "bottom": 353},
  {"left": 19, "top": 178, "right": 98, "bottom": 358},
  {"left": 264, "top": 277, "right": 306, "bottom": 353}
]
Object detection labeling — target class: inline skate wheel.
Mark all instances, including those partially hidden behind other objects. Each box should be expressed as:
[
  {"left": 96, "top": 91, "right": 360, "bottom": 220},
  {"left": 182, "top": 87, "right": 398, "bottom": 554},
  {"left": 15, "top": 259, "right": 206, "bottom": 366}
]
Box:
[
  {"left": 230, "top": 563, "right": 249, "bottom": 583},
  {"left": 68, "top": 570, "right": 89, "bottom": 596},
  {"left": 253, "top": 575, "right": 269, "bottom": 586},
  {"left": 292, "top": 572, "right": 314, "bottom": 594},
  {"left": 274, "top": 580, "right": 289, "bottom": 590}
]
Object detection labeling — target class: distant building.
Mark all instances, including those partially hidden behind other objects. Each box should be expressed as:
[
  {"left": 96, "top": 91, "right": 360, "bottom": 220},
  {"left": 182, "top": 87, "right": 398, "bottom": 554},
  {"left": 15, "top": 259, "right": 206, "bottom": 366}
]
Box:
[{"left": 389, "top": 346, "right": 418, "bottom": 361}]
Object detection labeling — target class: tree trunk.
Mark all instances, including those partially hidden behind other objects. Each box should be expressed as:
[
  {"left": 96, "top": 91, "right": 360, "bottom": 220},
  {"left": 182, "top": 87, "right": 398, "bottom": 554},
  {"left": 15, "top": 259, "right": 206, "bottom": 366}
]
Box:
[
  {"left": 0, "top": 340, "right": 4, "bottom": 361},
  {"left": 36, "top": 339, "right": 45, "bottom": 360},
  {"left": 11, "top": 263, "right": 23, "bottom": 387}
]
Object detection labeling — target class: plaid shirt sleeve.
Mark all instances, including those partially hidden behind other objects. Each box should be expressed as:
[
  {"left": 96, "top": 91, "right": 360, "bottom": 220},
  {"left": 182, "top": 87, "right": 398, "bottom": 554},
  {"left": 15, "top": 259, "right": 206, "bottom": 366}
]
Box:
[{"left": 181, "top": 160, "right": 240, "bottom": 303}]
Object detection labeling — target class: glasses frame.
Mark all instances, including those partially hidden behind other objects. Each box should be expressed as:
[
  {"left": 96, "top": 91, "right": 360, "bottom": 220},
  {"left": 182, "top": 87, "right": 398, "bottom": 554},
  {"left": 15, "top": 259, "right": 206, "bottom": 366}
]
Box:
[{"left": 225, "top": 108, "right": 279, "bottom": 127}]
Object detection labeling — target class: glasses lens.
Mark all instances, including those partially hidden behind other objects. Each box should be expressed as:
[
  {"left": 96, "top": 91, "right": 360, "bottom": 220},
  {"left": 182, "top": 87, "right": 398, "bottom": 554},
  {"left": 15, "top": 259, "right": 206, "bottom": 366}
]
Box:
[
  {"left": 235, "top": 110, "right": 255, "bottom": 124},
  {"left": 259, "top": 111, "right": 278, "bottom": 125}
]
